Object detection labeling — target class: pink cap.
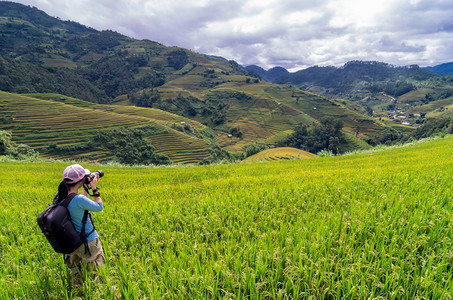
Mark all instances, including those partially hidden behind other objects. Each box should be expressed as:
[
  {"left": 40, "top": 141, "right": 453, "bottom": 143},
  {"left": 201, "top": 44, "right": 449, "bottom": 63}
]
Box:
[{"left": 63, "top": 164, "right": 90, "bottom": 184}]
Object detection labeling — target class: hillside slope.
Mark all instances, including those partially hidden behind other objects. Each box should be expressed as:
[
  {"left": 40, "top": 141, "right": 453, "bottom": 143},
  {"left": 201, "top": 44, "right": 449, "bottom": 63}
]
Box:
[
  {"left": 0, "top": 91, "right": 210, "bottom": 164},
  {"left": 246, "top": 61, "right": 453, "bottom": 126},
  {"left": 425, "top": 62, "right": 453, "bottom": 74},
  {"left": 0, "top": 2, "right": 388, "bottom": 153}
]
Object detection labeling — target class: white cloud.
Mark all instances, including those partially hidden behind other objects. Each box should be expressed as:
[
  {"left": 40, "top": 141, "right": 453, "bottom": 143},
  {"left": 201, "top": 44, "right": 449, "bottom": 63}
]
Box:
[{"left": 11, "top": 0, "right": 453, "bottom": 70}]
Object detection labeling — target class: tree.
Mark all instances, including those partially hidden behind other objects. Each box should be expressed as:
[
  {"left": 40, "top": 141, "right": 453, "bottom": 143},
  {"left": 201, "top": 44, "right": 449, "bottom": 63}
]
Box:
[
  {"left": 0, "top": 130, "right": 13, "bottom": 155},
  {"left": 366, "top": 127, "right": 402, "bottom": 146},
  {"left": 280, "top": 117, "right": 344, "bottom": 154},
  {"left": 410, "top": 117, "right": 453, "bottom": 140},
  {"left": 243, "top": 143, "right": 267, "bottom": 157},
  {"left": 92, "top": 127, "right": 171, "bottom": 165},
  {"left": 0, "top": 130, "right": 37, "bottom": 159},
  {"left": 167, "top": 50, "right": 188, "bottom": 70},
  {"left": 229, "top": 127, "right": 243, "bottom": 138},
  {"left": 10, "top": 144, "right": 37, "bottom": 159},
  {"left": 130, "top": 89, "right": 161, "bottom": 108}
]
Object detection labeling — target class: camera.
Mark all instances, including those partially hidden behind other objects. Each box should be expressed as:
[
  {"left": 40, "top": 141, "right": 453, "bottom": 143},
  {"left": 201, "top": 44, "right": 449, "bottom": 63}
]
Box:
[{"left": 84, "top": 170, "right": 104, "bottom": 184}]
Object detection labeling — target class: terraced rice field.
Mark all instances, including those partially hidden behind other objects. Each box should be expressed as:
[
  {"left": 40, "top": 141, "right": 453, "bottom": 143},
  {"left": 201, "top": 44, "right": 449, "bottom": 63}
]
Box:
[
  {"left": 0, "top": 92, "right": 210, "bottom": 164},
  {"left": 243, "top": 147, "right": 318, "bottom": 163},
  {"left": 148, "top": 131, "right": 210, "bottom": 164},
  {"left": 26, "top": 93, "right": 206, "bottom": 129}
]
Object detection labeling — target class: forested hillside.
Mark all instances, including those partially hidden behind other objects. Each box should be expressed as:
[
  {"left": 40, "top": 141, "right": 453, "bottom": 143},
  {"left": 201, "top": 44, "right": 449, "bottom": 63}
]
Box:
[
  {"left": 0, "top": 2, "right": 398, "bottom": 161},
  {"left": 246, "top": 61, "right": 453, "bottom": 126},
  {"left": 247, "top": 61, "right": 436, "bottom": 98},
  {"left": 2, "top": 2, "right": 452, "bottom": 164},
  {"left": 426, "top": 62, "right": 453, "bottom": 74}
]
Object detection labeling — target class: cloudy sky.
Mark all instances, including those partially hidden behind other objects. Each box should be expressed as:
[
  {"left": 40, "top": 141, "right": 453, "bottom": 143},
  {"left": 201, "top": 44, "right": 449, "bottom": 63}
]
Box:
[{"left": 12, "top": 0, "right": 453, "bottom": 71}]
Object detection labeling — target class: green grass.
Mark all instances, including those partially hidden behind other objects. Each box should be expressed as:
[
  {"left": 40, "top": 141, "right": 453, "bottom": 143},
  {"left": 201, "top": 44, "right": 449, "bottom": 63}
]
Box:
[{"left": 1, "top": 136, "right": 452, "bottom": 298}]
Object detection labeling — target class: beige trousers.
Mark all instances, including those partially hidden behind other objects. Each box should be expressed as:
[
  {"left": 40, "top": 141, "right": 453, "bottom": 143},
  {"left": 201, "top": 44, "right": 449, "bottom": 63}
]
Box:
[{"left": 64, "top": 238, "right": 105, "bottom": 287}]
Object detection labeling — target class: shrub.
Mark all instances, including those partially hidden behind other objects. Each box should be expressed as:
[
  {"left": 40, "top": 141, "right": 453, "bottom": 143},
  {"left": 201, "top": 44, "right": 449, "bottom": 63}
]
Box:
[
  {"left": 0, "top": 130, "right": 14, "bottom": 155},
  {"left": 0, "top": 130, "right": 37, "bottom": 160},
  {"left": 243, "top": 143, "right": 267, "bottom": 158}
]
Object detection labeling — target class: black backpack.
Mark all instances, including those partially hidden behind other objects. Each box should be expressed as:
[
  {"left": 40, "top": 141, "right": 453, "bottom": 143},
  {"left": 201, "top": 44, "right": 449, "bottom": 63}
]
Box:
[{"left": 37, "top": 193, "right": 94, "bottom": 254}]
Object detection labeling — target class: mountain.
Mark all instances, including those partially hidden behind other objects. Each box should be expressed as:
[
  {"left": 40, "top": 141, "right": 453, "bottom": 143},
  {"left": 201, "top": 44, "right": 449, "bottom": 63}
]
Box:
[
  {"left": 245, "top": 65, "right": 289, "bottom": 82},
  {"left": 246, "top": 61, "right": 453, "bottom": 123},
  {"left": 0, "top": 2, "right": 253, "bottom": 103},
  {"left": 0, "top": 2, "right": 422, "bottom": 162},
  {"left": 247, "top": 61, "right": 435, "bottom": 92},
  {"left": 244, "top": 65, "right": 267, "bottom": 79},
  {"left": 425, "top": 62, "right": 453, "bottom": 74},
  {"left": 0, "top": 1, "right": 96, "bottom": 52}
]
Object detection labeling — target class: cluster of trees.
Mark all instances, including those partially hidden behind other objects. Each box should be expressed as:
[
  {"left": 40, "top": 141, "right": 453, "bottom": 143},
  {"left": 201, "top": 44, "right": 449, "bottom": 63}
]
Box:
[
  {"left": 159, "top": 95, "right": 201, "bottom": 118},
  {"left": 366, "top": 127, "right": 403, "bottom": 146},
  {"left": 129, "top": 91, "right": 202, "bottom": 118},
  {"left": 243, "top": 143, "right": 267, "bottom": 157},
  {"left": 130, "top": 91, "right": 251, "bottom": 128},
  {"left": 229, "top": 127, "right": 243, "bottom": 138},
  {"left": 129, "top": 89, "right": 162, "bottom": 108},
  {"left": 0, "top": 2, "right": 96, "bottom": 55},
  {"left": 280, "top": 117, "right": 345, "bottom": 154},
  {"left": 201, "top": 92, "right": 232, "bottom": 126},
  {"left": 368, "top": 81, "right": 416, "bottom": 97},
  {"left": 45, "top": 142, "right": 91, "bottom": 156},
  {"left": 91, "top": 127, "right": 171, "bottom": 165},
  {"left": 64, "top": 30, "right": 124, "bottom": 56},
  {"left": 277, "top": 116, "right": 452, "bottom": 156},
  {"left": 424, "top": 89, "right": 453, "bottom": 103},
  {"left": 43, "top": 126, "right": 171, "bottom": 165},
  {"left": 0, "top": 130, "right": 37, "bottom": 160},
  {"left": 167, "top": 50, "right": 189, "bottom": 70},
  {"left": 411, "top": 117, "right": 453, "bottom": 139},
  {"left": 0, "top": 56, "right": 109, "bottom": 102},
  {"left": 79, "top": 54, "right": 165, "bottom": 99},
  {"left": 366, "top": 116, "right": 453, "bottom": 146},
  {"left": 198, "top": 144, "right": 235, "bottom": 165}
]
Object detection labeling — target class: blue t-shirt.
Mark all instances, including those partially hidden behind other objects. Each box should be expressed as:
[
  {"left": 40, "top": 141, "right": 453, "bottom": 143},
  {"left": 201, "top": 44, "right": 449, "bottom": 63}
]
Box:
[{"left": 60, "top": 194, "right": 103, "bottom": 242}]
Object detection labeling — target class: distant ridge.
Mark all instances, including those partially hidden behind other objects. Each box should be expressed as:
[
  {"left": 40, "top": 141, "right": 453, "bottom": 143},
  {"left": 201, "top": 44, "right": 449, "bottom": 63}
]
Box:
[
  {"left": 425, "top": 62, "right": 453, "bottom": 74},
  {"left": 246, "top": 65, "right": 290, "bottom": 82},
  {"left": 247, "top": 60, "right": 453, "bottom": 84},
  {"left": 246, "top": 61, "right": 436, "bottom": 85}
]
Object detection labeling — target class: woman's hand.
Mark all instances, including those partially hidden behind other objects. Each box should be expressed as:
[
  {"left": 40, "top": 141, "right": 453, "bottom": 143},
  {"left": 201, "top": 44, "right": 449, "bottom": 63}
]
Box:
[{"left": 90, "top": 175, "right": 99, "bottom": 190}]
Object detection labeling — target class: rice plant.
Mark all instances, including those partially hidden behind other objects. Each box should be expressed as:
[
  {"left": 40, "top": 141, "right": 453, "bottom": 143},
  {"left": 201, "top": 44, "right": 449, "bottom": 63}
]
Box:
[{"left": 0, "top": 136, "right": 452, "bottom": 298}]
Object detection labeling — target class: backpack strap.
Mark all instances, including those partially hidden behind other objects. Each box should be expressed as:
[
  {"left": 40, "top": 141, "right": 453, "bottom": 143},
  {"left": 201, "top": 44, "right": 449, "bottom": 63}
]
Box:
[
  {"left": 59, "top": 193, "right": 78, "bottom": 208},
  {"left": 80, "top": 210, "right": 96, "bottom": 256},
  {"left": 60, "top": 193, "right": 96, "bottom": 256}
]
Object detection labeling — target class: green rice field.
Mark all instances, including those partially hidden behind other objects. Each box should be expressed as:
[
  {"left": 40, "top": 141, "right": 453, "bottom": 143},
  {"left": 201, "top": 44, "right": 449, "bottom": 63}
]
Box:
[{"left": 1, "top": 136, "right": 452, "bottom": 299}]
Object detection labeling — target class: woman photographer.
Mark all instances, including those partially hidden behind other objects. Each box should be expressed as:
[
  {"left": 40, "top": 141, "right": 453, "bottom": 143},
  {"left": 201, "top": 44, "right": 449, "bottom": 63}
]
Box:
[{"left": 56, "top": 164, "right": 105, "bottom": 288}]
